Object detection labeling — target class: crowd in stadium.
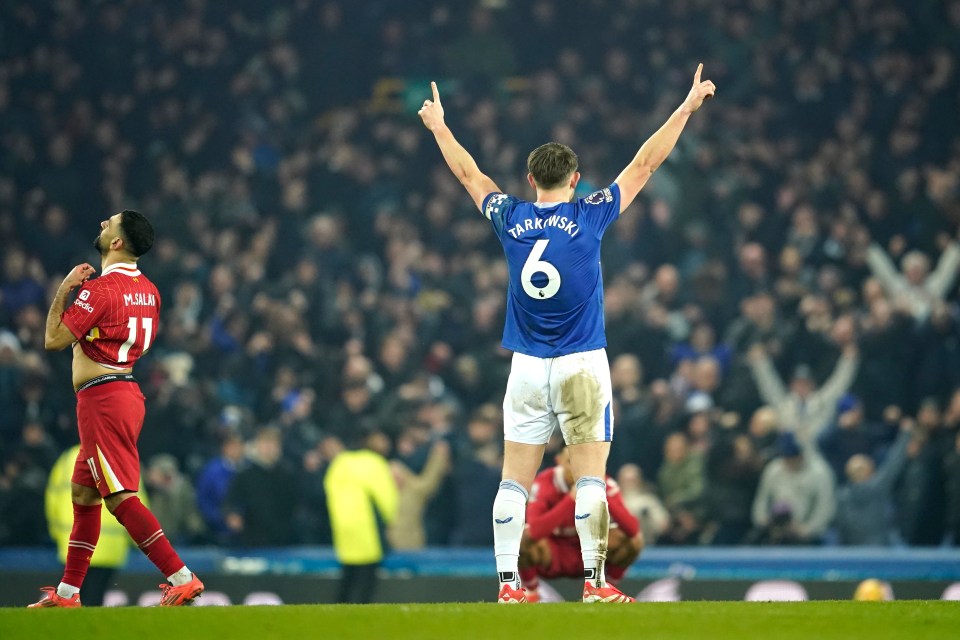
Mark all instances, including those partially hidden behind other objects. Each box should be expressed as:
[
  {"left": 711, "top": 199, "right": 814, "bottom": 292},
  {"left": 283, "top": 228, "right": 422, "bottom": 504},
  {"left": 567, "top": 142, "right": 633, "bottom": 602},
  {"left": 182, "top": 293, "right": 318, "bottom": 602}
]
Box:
[{"left": 2, "top": 0, "right": 960, "bottom": 551}]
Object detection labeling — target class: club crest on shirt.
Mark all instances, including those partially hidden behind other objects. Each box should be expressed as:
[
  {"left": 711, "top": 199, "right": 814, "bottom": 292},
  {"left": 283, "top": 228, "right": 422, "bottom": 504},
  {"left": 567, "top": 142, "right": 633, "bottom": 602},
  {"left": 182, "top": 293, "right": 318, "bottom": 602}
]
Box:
[{"left": 584, "top": 188, "right": 613, "bottom": 205}]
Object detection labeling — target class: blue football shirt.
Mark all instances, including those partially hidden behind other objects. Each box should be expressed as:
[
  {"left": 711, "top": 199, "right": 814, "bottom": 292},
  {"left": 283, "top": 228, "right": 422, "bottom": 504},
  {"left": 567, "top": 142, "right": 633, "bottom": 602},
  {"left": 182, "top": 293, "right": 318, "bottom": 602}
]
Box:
[{"left": 482, "top": 184, "right": 621, "bottom": 358}]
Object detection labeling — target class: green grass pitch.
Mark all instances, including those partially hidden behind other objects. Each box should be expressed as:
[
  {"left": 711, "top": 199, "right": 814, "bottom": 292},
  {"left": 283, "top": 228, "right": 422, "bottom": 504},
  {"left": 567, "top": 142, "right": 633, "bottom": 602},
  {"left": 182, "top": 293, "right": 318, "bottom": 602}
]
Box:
[{"left": 2, "top": 601, "right": 958, "bottom": 640}]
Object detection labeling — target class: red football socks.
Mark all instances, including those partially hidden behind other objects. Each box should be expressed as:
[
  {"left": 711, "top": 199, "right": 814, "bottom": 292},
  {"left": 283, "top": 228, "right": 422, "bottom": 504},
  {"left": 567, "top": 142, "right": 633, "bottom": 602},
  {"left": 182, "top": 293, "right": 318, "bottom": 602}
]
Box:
[
  {"left": 62, "top": 502, "right": 103, "bottom": 589},
  {"left": 113, "top": 496, "right": 185, "bottom": 577}
]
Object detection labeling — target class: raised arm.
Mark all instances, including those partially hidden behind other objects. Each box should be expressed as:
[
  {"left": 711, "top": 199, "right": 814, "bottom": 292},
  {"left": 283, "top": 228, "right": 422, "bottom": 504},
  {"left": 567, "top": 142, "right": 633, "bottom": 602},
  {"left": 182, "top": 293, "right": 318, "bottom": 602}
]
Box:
[
  {"left": 45, "top": 263, "right": 96, "bottom": 351},
  {"left": 405, "top": 439, "right": 451, "bottom": 496},
  {"left": 865, "top": 243, "right": 905, "bottom": 294},
  {"left": 812, "top": 346, "right": 859, "bottom": 413},
  {"left": 615, "top": 63, "right": 716, "bottom": 213},
  {"left": 925, "top": 238, "right": 960, "bottom": 298},
  {"left": 419, "top": 81, "right": 501, "bottom": 212},
  {"left": 869, "top": 428, "right": 911, "bottom": 494},
  {"left": 747, "top": 344, "right": 788, "bottom": 406}
]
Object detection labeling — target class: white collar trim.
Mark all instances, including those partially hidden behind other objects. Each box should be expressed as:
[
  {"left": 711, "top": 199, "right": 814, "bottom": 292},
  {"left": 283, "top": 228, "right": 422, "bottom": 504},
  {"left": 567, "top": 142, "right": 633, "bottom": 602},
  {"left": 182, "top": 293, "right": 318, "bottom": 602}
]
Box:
[{"left": 101, "top": 262, "right": 141, "bottom": 276}]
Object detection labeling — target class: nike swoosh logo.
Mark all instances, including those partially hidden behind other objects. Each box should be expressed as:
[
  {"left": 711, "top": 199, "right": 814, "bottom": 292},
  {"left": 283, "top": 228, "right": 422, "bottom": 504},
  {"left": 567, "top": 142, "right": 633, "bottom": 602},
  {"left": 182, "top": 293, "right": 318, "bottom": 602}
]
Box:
[{"left": 575, "top": 513, "right": 591, "bottom": 520}]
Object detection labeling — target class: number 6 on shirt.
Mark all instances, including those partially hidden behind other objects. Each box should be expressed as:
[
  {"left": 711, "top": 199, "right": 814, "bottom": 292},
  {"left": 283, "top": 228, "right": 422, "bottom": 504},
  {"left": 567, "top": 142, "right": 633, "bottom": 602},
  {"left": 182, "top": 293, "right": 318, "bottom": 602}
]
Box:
[{"left": 521, "top": 239, "right": 561, "bottom": 300}]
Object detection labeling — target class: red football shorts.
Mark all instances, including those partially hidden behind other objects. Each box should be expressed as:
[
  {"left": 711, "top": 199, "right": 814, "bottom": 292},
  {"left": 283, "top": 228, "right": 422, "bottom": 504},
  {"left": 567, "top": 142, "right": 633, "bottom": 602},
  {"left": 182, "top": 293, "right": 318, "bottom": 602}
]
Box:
[
  {"left": 540, "top": 537, "right": 627, "bottom": 581},
  {"left": 71, "top": 380, "right": 146, "bottom": 497}
]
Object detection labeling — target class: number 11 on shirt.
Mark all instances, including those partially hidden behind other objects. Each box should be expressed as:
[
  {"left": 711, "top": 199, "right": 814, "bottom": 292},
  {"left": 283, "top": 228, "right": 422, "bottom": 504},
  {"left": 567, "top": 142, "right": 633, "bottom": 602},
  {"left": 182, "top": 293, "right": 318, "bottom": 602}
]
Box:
[{"left": 118, "top": 316, "right": 153, "bottom": 363}]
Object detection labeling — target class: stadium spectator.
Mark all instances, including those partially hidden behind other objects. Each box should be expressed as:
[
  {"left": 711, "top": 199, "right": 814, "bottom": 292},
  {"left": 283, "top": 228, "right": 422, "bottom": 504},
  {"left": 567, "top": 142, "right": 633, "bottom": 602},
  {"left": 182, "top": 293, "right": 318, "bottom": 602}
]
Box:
[
  {"left": 816, "top": 396, "right": 898, "bottom": 482},
  {"left": 144, "top": 454, "right": 206, "bottom": 545},
  {"left": 856, "top": 297, "right": 913, "bottom": 416},
  {"left": 224, "top": 427, "right": 299, "bottom": 547},
  {"left": 750, "top": 433, "right": 835, "bottom": 545},
  {"left": 0, "top": 249, "right": 46, "bottom": 317},
  {"left": 0, "top": 424, "right": 51, "bottom": 546},
  {"left": 615, "top": 463, "right": 669, "bottom": 546},
  {"left": 945, "top": 430, "right": 960, "bottom": 546},
  {"left": 607, "top": 354, "right": 662, "bottom": 477},
  {"left": 747, "top": 341, "right": 859, "bottom": 451},
  {"left": 640, "top": 264, "right": 689, "bottom": 343},
  {"left": 387, "top": 434, "right": 451, "bottom": 551},
  {"left": 864, "top": 231, "right": 960, "bottom": 322},
  {"left": 683, "top": 393, "right": 717, "bottom": 455},
  {"left": 0, "top": 330, "right": 25, "bottom": 443},
  {"left": 730, "top": 243, "right": 772, "bottom": 302},
  {"left": 449, "top": 406, "right": 502, "bottom": 548},
  {"left": 912, "top": 304, "right": 960, "bottom": 405},
  {"left": 657, "top": 432, "right": 706, "bottom": 545},
  {"left": 894, "top": 399, "right": 950, "bottom": 546},
  {"left": 296, "top": 435, "right": 341, "bottom": 546},
  {"left": 704, "top": 421, "right": 763, "bottom": 545},
  {"left": 670, "top": 321, "right": 733, "bottom": 375},
  {"left": 195, "top": 433, "right": 246, "bottom": 544},
  {"left": 834, "top": 425, "right": 911, "bottom": 546},
  {"left": 632, "top": 380, "right": 684, "bottom": 482}
]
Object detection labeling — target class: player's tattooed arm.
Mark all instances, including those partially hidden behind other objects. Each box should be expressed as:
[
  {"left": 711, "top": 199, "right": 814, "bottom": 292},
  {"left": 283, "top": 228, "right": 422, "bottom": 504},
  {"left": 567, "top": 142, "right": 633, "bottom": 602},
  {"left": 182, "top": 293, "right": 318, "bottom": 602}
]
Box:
[
  {"left": 419, "top": 81, "right": 501, "bottom": 212},
  {"left": 615, "top": 63, "right": 716, "bottom": 214},
  {"left": 45, "top": 263, "right": 95, "bottom": 350}
]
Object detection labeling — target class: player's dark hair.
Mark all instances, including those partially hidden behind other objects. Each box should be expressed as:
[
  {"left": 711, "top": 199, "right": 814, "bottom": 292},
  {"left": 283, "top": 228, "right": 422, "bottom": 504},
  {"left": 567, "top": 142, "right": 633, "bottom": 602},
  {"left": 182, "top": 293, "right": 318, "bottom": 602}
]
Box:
[
  {"left": 527, "top": 142, "right": 579, "bottom": 190},
  {"left": 119, "top": 209, "right": 154, "bottom": 257}
]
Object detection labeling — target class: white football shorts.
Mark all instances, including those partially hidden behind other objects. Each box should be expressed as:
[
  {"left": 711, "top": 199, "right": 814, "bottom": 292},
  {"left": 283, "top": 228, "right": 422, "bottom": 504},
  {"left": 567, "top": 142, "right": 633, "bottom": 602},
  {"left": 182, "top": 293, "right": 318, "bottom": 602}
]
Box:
[{"left": 502, "top": 348, "right": 613, "bottom": 445}]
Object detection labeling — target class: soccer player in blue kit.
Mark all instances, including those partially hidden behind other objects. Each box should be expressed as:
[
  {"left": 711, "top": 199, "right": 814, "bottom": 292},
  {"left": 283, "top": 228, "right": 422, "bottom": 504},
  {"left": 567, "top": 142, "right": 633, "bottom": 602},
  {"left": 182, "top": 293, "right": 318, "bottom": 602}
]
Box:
[{"left": 419, "top": 65, "right": 715, "bottom": 603}]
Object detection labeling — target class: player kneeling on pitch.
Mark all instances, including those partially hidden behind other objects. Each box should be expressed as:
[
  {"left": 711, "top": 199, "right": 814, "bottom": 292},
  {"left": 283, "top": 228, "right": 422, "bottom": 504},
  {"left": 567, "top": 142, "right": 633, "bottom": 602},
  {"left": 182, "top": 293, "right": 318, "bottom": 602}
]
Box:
[{"left": 520, "top": 447, "right": 643, "bottom": 602}]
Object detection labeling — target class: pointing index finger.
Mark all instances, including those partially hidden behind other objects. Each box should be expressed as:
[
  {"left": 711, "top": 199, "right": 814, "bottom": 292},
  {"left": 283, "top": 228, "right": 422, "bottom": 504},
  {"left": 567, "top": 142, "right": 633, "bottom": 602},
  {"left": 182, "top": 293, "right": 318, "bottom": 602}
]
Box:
[
  {"left": 431, "top": 81, "right": 440, "bottom": 103},
  {"left": 694, "top": 63, "right": 703, "bottom": 84}
]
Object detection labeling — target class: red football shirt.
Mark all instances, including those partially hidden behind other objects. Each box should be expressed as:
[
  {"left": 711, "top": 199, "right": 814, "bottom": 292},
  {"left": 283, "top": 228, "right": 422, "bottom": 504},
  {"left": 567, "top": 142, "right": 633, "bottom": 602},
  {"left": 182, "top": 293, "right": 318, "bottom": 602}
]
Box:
[
  {"left": 60, "top": 262, "right": 161, "bottom": 369},
  {"left": 526, "top": 466, "right": 640, "bottom": 541}
]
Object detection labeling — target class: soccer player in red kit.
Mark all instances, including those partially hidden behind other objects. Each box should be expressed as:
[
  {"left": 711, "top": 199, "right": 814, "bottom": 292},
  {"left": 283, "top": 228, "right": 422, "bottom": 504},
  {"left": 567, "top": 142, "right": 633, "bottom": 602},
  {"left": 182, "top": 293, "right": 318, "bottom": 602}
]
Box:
[
  {"left": 519, "top": 447, "right": 643, "bottom": 602},
  {"left": 29, "top": 210, "right": 204, "bottom": 608}
]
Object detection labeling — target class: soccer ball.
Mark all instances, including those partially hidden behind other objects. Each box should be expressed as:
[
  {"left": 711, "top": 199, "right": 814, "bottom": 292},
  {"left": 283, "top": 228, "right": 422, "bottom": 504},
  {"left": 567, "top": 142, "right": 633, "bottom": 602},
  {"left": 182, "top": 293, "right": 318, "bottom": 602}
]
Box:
[{"left": 853, "top": 579, "right": 892, "bottom": 601}]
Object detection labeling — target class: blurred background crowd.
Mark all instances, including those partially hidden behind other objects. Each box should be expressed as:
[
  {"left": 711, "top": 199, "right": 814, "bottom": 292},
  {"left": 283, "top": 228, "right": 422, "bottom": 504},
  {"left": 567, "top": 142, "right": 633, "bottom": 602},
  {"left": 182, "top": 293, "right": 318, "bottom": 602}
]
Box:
[{"left": 1, "top": 0, "right": 960, "bottom": 551}]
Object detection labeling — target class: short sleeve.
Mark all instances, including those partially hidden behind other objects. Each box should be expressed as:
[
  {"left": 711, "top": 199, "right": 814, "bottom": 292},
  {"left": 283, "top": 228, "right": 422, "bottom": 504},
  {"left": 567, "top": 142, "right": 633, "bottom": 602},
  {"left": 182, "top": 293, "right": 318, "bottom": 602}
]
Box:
[
  {"left": 576, "top": 183, "right": 621, "bottom": 237},
  {"left": 482, "top": 192, "right": 521, "bottom": 238},
  {"left": 60, "top": 281, "right": 108, "bottom": 340},
  {"left": 482, "top": 192, "right": 509, "bottom": 221}
]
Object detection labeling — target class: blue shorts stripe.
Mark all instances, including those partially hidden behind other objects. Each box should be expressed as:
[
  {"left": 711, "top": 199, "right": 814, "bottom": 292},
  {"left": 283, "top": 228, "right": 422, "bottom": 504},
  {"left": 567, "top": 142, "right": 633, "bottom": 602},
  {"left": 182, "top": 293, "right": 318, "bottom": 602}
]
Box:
[{"left": 604, "top": 401, "right": 612, "bottom": 441}]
